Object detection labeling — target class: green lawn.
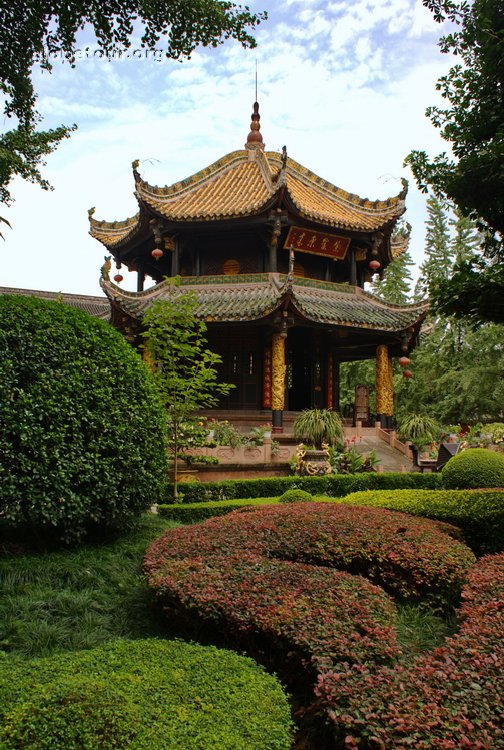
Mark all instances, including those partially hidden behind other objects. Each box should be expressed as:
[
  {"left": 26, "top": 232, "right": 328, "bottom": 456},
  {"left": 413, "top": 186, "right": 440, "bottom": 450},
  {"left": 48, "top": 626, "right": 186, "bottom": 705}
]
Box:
[{"left": 0, "top": 515, "right": 178, "bottom": 659}]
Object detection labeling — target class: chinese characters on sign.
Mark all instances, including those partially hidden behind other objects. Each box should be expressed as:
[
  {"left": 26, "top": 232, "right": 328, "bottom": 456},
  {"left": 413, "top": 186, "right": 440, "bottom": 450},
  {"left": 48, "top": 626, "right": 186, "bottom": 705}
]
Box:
[{"left": 283, "top": 227, "right": 350, "bottom": 260}]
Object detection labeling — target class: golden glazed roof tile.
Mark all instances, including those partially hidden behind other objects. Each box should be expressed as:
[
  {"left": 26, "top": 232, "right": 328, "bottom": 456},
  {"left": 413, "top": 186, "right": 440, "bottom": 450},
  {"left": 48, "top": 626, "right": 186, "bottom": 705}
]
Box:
[
  {"left": 135, "top": 150, "right": 276, "bottom": 221},
  {"left": 89, "top": 212, "right": 141, "bottom": 248},
  {"left": 90, "top": 147, "right": 406, "bottom": 239}
]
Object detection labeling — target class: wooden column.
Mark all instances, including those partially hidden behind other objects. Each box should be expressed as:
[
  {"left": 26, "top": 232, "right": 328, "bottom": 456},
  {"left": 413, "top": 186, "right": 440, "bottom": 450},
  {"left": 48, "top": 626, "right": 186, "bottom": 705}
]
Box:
[
  {"left": 262, "top": 344, "right": 272, "bottom": 409},
  {"left": 349, "top": 246, "right": 357, "bottom": 286},
  {"left": 271, "top": 333, "right": 286, "bottom": 432},
  {"left": 137, "top": 260, "right": 145, "bottom": 292},
  {"left": 326, "top": 352, "right": 334, "bottom": 409},
  {"left": 375, "top": 344, "right": 394, "bottom": 428},
  {"left": 326, "top": 354, "right": 340, "bottom": 411},
  {"left": 171, "top": 239, "right": 180, "bottom": 276}
]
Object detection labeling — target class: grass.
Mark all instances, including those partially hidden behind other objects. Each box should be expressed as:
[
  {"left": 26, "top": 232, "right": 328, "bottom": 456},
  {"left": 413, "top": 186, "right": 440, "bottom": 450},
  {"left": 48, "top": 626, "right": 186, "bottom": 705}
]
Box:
[
  {"left": 395, "top": 603, "right": 457, "bottom": 662},
  {"left": 0, "top": 515, "right": 179, "bottom": 659},
  {"left": 0, "top": 513, "right": 457, "bottom": 665}
]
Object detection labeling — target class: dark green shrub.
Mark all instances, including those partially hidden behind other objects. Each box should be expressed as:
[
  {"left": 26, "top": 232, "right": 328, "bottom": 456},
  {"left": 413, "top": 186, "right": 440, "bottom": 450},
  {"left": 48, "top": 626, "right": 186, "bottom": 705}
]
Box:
[
  {"left": 279, "top": 489, "right": 313, "bottom": 503},
  {"left": 158, "top": 498, "right": 279, "bottom": 522},
  {"left": 0, "top": 295, "right": 168, "bottom": 545},
  {"left": 340, "top": 488, "right": 504, "bottom": 554},
  {"left": 0, "top": 639, "right": 293, "bottom": 750},
  {"left": 170, "top": 472, "right": 441, "bottom": 503},
  {"left": 442, "top": 447, "right": 504, "bottom": 489}
]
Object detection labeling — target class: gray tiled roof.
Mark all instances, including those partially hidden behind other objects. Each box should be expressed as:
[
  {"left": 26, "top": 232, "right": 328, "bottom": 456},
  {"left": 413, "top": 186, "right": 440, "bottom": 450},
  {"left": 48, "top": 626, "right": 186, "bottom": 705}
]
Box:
[
  {"left": 102, "top": 274, "right": 428, "bottom": 332},
  {"left": 0, "top": 287, "right": 111, "bottom": 320}
]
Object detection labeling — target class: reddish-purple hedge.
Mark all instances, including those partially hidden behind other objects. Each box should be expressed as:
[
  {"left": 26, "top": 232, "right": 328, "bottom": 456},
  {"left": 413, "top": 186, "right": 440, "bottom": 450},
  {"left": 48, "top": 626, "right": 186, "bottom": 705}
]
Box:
[
  {"left": 315, "top": 552, "right": 504, "bottom": 749},
  {"left": 147, "top": 504, "right": 474, "bottom": 605},
  {"left": 145, "top": 505, "right": 474, "bottom": 676}
]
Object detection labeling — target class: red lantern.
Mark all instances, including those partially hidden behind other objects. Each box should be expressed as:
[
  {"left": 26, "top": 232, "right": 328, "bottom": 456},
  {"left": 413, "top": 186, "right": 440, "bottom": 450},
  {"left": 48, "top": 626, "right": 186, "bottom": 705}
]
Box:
[
  {"left": 369, "top": 259, "right": 381, "bottom": 271},
  {"left": 402, "top": 369, "right": 413, "bottom": 378},
  {"left": 151, "top": 247, "right": 164, "bottom": 260},
  {"left": 399, "top": 356, "right": 411, "bottom": 367},
  {"left": 113, "top": 273, "right": 123, "bottom": 283}
]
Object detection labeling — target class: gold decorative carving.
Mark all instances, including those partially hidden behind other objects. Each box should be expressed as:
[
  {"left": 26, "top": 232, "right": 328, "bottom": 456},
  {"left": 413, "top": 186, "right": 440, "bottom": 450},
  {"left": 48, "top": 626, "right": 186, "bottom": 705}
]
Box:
[
  {"left": 272, "top": 333, "right": 286, "bottom": 410},
  {"left": 375, "top": 344, "right": 394, "bottom": 416}
]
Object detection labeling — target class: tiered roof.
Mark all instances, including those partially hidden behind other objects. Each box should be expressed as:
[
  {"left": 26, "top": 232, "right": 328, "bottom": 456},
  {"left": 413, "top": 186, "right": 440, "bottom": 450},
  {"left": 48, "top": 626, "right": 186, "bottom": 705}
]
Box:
[
  {"left": 89, "top": 104, "right": 407, "bottom": 244},
  {"left": 101, "top": 273, "right": 427, "bottom": 332}
]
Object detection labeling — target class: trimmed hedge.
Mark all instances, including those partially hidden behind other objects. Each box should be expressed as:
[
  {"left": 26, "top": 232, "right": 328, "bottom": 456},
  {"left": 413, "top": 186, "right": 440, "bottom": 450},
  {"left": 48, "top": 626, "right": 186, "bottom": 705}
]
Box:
[
  {"left": 171, "top": 471, "right": 441, "bottom": 503},
  {"left": 315, "top": 552, "right": 504, "bottom": 749},
  {"left": 0, "top": 295, "right": 168, "bottom": 545},
  {"left": 442, "top": 447, "right": 504, "bottom": 489},
  {"left": 0, "top": 639, "right": 293, "bottom": 750},
  {"left": 158, "top": 497, "right": 279, "bottom": 523},
  {"left": 146, "top": 505, "right": 474, "bottom": 684},
  {"left": 340, "top": 488, "right": 504, "bottom": 554}
]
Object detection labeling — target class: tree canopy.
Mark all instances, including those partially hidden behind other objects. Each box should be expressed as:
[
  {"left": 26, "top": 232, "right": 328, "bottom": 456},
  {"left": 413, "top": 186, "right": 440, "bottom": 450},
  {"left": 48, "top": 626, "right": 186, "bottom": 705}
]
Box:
[
  {"left": 405, "top": 0, "right": 504, "bottom": 324},
  {"left": 0, "top": 1, "right": 266, "bottom": 204}
]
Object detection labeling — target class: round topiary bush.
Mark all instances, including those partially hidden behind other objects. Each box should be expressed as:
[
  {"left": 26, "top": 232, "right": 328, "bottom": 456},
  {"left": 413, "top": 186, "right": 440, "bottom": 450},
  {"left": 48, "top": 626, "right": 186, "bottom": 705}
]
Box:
[
  {"left": 2, "top": 678, "right": 139, "bottom": 750},
  {"left": 279, "top": 489, "right": 313, "bottom": 503},
  {"left": 442, "top": 447, "right": 504, "bottom": 489},
  {"left": 0, "top": 639, "right": 293, "bottom": 750},
  {"left": 0, "top": 295, "right": 168, "bottom": 544}
]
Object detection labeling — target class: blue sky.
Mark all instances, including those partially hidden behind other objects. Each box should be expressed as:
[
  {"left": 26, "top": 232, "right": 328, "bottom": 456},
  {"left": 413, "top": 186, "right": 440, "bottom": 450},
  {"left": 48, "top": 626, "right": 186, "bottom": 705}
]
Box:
[{"left": 2, "top": 0, "right": 454, "bottom": 295}]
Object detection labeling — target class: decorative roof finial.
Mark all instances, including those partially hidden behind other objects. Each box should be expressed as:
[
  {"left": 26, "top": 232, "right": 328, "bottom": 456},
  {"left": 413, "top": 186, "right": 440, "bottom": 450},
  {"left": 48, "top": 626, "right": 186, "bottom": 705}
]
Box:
[{"left": 246, "top": 101, "right": 265, "bottom": 150}]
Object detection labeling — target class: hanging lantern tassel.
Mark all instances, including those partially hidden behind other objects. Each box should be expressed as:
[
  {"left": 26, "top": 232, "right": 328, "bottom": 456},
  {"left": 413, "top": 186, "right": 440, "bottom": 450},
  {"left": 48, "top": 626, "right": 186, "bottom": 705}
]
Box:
[
  {"left": 399, "top": 356, "right": 411, "bottom": 367},
  {"left": 369, "top": 259, "right": 381, "bottom": 271},
  {"left": 151, "top": 247, "right": 164, "bottom": 260},
  {"left": 402, "top": 369, "right": 413, "bottom": 378}
]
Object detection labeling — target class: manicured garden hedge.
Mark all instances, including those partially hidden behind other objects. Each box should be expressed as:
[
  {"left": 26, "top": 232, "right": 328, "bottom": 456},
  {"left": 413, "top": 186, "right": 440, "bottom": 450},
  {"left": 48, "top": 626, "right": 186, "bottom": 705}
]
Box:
[
  {"left": 340, "top": 488, "right": 504, "bottom": 554},
  {"left": 315, "top": 552, "right": 504, "bottom": 749},
  {"left": 0, "top": 639, "right": 293, "bottom": 750},
  {"left": 442, "top": 447, "right": 504, "bottom": 489},
  {"left": 170, "top": 471, "right": 441, "bottom": 503},
  {"left": 146, "top": 504, "right": 474, "bottom": 686},
  {"left": 0, "top": 295, "right": 168, "bottom": 545},
  {"left": 158, "top": 497, "right": 279, "bottom": 523}
]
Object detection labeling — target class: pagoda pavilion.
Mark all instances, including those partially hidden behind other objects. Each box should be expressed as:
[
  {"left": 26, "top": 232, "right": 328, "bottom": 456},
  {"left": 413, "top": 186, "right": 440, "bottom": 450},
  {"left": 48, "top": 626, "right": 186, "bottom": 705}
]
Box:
[{"left": 90, "top": 103, "right": 427, "bottom": 431}]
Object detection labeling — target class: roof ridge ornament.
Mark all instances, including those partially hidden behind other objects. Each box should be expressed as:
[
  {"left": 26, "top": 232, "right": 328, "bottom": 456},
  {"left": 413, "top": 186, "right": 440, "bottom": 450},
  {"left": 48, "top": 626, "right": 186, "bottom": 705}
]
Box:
[{"left": 245, "top": 101, "right": 265, "bottom": 151}]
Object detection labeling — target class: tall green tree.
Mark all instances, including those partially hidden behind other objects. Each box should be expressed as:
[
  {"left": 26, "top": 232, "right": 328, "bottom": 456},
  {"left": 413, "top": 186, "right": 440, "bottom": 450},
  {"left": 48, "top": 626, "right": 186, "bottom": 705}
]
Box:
[
  {"left": 414, "top": 195, "right": 452, "bottom": 301},
  {"left": 405, "top": 0, "right": 504, "bottom": 323},
  {"left": 372, "top": 250, "right": 414, "bottom": 304},
  {"left": 450, "top": 207, "right": 481, "bottom": 264},
  {"left": 143, "top": 287, "right": 233, "bottom": 499},
  {"left": 0, "top": 2, "right": 266, "bottom": 205}
]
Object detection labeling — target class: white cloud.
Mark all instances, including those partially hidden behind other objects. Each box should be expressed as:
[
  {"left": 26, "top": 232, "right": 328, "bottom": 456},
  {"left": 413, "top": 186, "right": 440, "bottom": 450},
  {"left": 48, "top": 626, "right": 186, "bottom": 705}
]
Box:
[{"left": 1, "top": 0, "right": 454, "bottom": 294}]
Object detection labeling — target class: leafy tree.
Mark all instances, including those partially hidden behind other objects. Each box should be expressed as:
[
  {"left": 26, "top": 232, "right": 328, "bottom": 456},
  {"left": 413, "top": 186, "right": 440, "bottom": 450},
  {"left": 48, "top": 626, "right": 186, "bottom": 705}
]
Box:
[
  {"left": 395, "top": 322, "right": 504, "bottom": 425},
  {"left": 405, "top": 0, "right": 504, "bottom": 323},
  {"left": 143, "top": 287, "right": 233, "bottom": 499},
  {"left": 0, "top": 1, "right": 266, "bottom": 205},
  {"left": 0, "top": 124, "right": 76, "bottom": 205}
]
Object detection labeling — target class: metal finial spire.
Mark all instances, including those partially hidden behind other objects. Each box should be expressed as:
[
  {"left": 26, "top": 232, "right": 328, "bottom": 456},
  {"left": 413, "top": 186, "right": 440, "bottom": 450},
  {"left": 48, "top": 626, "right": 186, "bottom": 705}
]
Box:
[{"left": 245, "top": 62, "right": 264, "bottom": 150}]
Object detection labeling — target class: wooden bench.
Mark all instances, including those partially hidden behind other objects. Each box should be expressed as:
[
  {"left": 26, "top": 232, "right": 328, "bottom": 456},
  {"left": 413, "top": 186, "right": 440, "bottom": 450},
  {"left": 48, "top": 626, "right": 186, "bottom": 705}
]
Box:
[{"left": 410, "top": 442, "right": 461, "bottom": 473}]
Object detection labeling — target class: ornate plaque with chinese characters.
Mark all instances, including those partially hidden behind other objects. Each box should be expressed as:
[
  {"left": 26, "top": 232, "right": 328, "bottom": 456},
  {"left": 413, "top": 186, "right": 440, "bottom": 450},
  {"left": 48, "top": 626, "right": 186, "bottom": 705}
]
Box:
[{"left": 283, "top": 226, "right": 350, "bottom": 260}]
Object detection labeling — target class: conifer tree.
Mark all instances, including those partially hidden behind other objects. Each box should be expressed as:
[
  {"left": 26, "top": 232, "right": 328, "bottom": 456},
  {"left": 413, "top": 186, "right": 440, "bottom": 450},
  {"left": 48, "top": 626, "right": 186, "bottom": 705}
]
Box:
[
  {"left": 450, "top": 208, "right": 480, "bottom": 264},
  {"left": 414, "top": 195, "right": 452, "bottom": 300},
  {"left": 371, "top": 250, "right": 414, "bottom": 304}
]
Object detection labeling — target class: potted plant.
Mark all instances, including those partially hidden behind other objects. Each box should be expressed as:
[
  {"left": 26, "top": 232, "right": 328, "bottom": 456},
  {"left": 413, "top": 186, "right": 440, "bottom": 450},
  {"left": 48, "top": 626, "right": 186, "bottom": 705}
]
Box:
[
  {"left": 293, "top": 409, "right": 344, "bottom": 475},
  {"left": 293, "top": 408, "right": 345, "bottom": 448}
]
